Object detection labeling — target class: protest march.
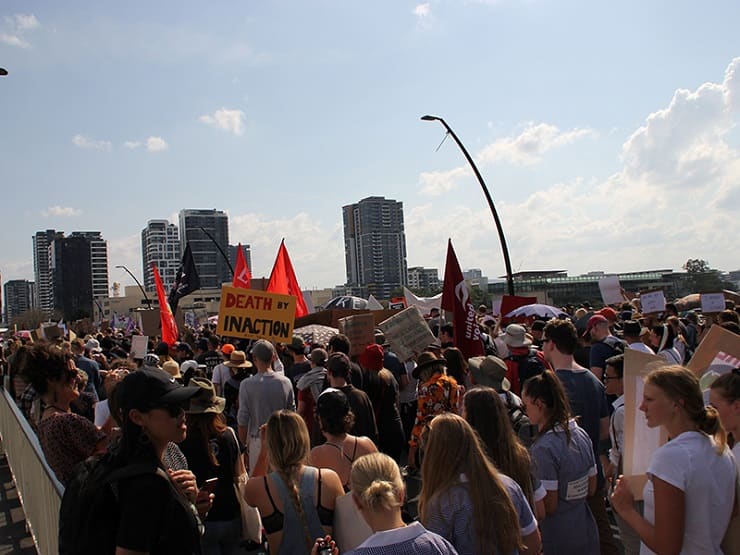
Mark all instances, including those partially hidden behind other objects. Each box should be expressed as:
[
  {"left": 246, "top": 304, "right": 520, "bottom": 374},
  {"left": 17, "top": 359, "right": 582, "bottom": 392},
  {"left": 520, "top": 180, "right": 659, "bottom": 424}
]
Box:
[{"left": 0, "top": 237, "right": 738, "bottom": 555}]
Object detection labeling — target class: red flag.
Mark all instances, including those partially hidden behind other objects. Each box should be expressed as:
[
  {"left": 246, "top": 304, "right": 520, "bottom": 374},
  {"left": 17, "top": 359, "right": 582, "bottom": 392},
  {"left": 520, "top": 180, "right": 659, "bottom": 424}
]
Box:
[
  {"left": 232, "top": 243, "right": 252, "bottom": 289},
  {"left": 440, "top": 239, "right": 484, "bottom": 359},
  {"left": 266, "top": 239, "right": 309, "bottom": 318},
  {"left": 152, "top": 263, "right": 179, "bottom": 346}
]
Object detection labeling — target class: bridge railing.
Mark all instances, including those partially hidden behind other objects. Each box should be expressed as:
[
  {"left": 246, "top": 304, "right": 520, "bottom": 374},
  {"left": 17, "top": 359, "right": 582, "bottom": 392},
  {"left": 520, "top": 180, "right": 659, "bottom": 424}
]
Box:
[{"left": 0, "top": 377, "right": 63, "bottom": 555}]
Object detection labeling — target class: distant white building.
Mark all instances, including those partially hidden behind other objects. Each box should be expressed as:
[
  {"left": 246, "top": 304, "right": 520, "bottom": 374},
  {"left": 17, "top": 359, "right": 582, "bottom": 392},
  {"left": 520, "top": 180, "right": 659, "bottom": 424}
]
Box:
[{"left": 141, "top": 220, "right": 181, "bottom": 291}]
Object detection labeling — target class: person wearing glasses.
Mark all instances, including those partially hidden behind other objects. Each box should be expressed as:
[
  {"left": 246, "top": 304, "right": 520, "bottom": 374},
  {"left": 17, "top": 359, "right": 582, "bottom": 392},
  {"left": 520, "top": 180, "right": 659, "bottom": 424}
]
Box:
[{"left": 17, "top": 343, "right": 108, "bottom": 486}]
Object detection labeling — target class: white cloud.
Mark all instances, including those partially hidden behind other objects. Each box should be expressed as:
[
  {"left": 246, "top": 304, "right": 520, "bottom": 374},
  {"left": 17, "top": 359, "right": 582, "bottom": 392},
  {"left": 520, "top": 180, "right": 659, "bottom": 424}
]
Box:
[
  {"left": 123, "top": 141, "right": 142, "bottom": 149},
  {"left": 42, "top": 206, "right": 82, "bottom": 217},
  {"left": 414, "top": 3, "right": 431, "bottom": 18},
  {"left": 477, "top": 123, "right": 594, "bottom": 166},
  {"left": 230, "top": 212, "right": 344, "bottom": 287},
  {"left": 418, "top": 122, "right": 593, "bottom": 195},
  {"left": 0, "top": 14, "right": 39, "bottom": 48},
  {"left": 72, "top": 134, "right": 112, "bottom": 151},
  {"left": 145, "top": 136, "right": 168, "bottom": 152},
  {"left": 410, "top": 58, "right": 740, "bottom": 277},
  {"left": 199, "top": 108, "right": 245, "bottom": 135}
]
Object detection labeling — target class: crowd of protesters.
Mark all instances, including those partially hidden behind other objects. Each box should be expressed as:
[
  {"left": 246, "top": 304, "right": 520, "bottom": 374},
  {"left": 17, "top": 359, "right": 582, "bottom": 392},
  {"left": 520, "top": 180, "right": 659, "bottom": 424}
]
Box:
[{"left": 0, "top": 296, "right": 738, "bottom": 555}]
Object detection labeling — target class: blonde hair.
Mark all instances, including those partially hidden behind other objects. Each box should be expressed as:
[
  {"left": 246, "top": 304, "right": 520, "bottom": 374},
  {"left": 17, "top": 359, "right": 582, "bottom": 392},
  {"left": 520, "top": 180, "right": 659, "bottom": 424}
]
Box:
[
  {"left": 350, "top": 452, "right": 404, "bottom": 513},
  {"left": 646, "top": 365, "right": 727, "bottom": 454},
  {"left": 419, "top": 413, "right": 522, "bottom": 555},
  {"left": 265, "top": 410, "right": 312, "bottom": 548}
]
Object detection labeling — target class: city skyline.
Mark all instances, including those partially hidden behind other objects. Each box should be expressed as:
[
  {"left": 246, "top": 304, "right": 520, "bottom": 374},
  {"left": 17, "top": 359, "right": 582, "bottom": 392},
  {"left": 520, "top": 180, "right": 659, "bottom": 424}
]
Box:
[{"left": 1, "top": 2, "right": 739, "bottom": 291}]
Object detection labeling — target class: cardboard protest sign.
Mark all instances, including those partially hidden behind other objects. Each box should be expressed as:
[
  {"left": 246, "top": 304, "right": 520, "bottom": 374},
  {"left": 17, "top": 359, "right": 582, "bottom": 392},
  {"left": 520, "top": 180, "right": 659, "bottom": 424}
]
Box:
[
  {"left": 639, "top": 290, "right": 666, "bottom": 314},
  {"left": 131, "top": 335, "right": 149, "bottom": 359},
  {"left": 687, "top": 324, "right": 740, "bottom": 380},
  {"left": 622, "top": 349, "right": 669, "bottom": 499},
  {"left": 598, "top": 276, "right": 623, "bottom": 306},
  {"left": 139, "top": 309, "right": 161, "bottom": 337},
  {"left": 338, "top": 313, "right": 376, "bottom": 357},
  {"left": 216, "top": 285, "right": 296, "bottom": 343},
  {"left": 39, "top": 324, "right": 63, "bottom": 341},
  {"left": 378, "top": 306, "right": 435, "bottom": 362},
  {"left": 700, "top": 293, "right": 726, "bottom": 314}
]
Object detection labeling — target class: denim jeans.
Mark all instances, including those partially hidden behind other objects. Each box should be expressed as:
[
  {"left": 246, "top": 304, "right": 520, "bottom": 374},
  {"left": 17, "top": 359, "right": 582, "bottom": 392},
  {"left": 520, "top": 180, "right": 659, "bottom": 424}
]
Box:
[{"left": 201, "top": 516, "right": 243, "bottom": 555}]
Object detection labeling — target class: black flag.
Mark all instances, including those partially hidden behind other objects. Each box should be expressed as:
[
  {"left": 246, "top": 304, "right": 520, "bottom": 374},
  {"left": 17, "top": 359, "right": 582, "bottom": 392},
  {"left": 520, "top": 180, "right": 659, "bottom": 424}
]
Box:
[{"left": 168, "top": 243, "right": 201, "bottom": 316}]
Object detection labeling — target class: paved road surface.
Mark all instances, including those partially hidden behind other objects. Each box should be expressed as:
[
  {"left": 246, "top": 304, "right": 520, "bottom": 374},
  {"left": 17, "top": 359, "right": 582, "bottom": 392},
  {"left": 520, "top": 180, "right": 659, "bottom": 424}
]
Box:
[{"left": 0, "top": 445, "right": 36, "bottom": 555}]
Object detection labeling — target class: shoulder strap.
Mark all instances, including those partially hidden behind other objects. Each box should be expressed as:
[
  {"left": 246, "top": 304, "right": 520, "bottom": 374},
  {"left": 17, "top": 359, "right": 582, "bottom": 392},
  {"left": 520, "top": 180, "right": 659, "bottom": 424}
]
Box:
[
  {"left": 351, "top": 436, "right": 359, "bottom": 462},
  {"left": 316, "top": 468, "right": 322, "bottom": 507},
  {"left": 264, "top": 475, "right": 279, "bottom": 512}
]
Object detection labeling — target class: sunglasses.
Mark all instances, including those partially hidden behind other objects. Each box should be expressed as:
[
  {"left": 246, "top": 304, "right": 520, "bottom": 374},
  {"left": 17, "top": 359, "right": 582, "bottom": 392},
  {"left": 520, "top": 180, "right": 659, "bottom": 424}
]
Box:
[
  {"left": 150, "top": 403, "right": 186, "bottom": 418},
  {"left": 603, "top": 375, "right": 622, "bottom": 383}
]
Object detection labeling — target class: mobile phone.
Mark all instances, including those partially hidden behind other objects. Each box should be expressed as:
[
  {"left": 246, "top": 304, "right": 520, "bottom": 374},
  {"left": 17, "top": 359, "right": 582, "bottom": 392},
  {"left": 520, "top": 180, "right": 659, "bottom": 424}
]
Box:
[
  {"left": 317, "top": 539, "right": 332, "bottom": 555},
  {"left": 201, "top": 477, "right": 218, "bottom": 494}
]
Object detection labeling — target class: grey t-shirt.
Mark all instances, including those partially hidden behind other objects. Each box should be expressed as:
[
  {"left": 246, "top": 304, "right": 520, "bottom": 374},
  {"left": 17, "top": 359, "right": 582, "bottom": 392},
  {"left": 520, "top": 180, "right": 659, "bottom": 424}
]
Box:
[
  {"left": 530, "top": 420, "right": 599, "bottom": 555},
  {"left": 237, "top": 371, "right": 295, "bottom": 436}
]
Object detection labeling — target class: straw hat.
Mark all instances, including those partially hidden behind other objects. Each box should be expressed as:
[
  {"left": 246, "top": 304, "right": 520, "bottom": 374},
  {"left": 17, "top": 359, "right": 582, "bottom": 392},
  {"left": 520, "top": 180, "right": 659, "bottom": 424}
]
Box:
[
  {"left": 162, "top": 360, "right": 182, "bottom": 379},
  {"left": 225, "top": 350, "right": 253, "bottom": 369}
]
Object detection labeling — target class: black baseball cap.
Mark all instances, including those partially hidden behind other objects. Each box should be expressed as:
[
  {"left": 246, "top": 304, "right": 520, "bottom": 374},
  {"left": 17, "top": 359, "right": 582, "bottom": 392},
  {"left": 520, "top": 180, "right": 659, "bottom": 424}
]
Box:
[{"left": 116, "top": 368, "right": 201, "bottom": 413}]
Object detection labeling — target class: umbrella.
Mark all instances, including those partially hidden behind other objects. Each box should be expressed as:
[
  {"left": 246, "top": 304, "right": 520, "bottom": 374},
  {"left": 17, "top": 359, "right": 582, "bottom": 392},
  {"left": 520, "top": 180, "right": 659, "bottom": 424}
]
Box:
[
  {"left": 292, "top": 324, "right": 339, "bottom": 346},
  {"left": 505, "top": 303, "right": 568, "bottom": 319}
]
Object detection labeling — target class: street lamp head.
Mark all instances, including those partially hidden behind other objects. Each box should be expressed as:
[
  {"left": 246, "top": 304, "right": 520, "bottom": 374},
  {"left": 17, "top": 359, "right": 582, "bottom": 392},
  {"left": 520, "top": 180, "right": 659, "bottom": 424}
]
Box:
[
  {"left": 0, "top": 68, "right": 8, "bottom": 76},
  {"left": 115, "top": 265, "right": 125, "bottom": 269},
  {"left": 421, "top": 115, "right": 439, "bottom": 121}
]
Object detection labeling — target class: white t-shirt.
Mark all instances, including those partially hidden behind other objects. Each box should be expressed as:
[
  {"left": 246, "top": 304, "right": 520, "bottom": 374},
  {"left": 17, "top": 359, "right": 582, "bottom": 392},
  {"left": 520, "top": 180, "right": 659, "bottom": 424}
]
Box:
[
  {"left": 641, "top": 431, "right": 736, "bottom": 555},
  {"left": 627, "top": 342, "right": 654, "bottom": 354},
  {"left": 94, "top": 399, "right": 110, "bottom": 427},
  {"left": 733, "top": 443, "right": 740, "bottom": 473},
  {"left": 211, "top": 362, "right": 231, "bottom": 389}
]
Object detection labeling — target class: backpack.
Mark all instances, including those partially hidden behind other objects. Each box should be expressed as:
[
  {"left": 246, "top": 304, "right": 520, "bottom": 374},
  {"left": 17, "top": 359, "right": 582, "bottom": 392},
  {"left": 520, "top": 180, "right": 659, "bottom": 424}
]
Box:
[
  {"left": 602, "top": 335, "right": 627, "bottom": 356},
  {"left": 503, "top": 391, "right": 537, "bottom": 447},
  {"left": 59, "top": 454, "right": 168, "bottom": 555},
  {"left": 506, "top": 348, "right": 546, "bottom": 386}
]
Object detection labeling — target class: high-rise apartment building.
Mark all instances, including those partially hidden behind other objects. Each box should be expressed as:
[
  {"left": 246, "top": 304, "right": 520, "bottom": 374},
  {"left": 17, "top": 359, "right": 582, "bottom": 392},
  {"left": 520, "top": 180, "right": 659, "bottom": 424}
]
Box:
[
  {"left": 33, "top": 229, "right": 63, "bottom": 315},
  {"left": 228, "top": 244, "right": 252, "bottom": 275},
  {"left": 407, "top": 267, "right": 441, "bottom": 292},
  {"left": 50, "top": 235, "right": 93, "bottom": 320},
  {"left": 70, "top": 231, "right": 109, "bottom": 300},
  {"left": 141, "top": 220, "right": 180, "bottom": 291},
  {"left": 3, "top": 280, "right": 34, "bottom": 322},
  {"left": 178, "top": 209, "right": 230, "bottom": 289},
  {"left": 343, "top": 196, "right": 408, "bottom": 300}
]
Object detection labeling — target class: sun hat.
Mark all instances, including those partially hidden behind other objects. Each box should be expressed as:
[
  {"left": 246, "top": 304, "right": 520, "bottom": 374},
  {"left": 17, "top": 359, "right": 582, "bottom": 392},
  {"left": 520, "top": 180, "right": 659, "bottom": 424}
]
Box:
[
  {"left": 116, "top": 367, "right": 200, "bottom": 413},
  {"left": 186, "top": 377, "right": 226, "bottom": 414},
  {"left": 225, "top": 350, "right": 253, "bottom": 369},
  {"left": 85, "top": 338, "right": 102, "bottom": 353},
  {"left": 503, "top": 324, "right": 532, "bottom": 348},
  {"left": 412, "top": 351, "right": 446, "bottom": 379},
  {"left": 468, "top": 356, "right": 510, "bottom": 392},
  {"left": 162, "top": 360, "right": 182, "bottom": 379}
]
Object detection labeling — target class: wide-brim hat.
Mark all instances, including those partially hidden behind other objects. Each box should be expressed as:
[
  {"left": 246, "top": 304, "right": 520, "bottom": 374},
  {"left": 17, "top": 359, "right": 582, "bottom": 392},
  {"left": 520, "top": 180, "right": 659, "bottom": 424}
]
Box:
[
  {"left": 503, "top": 324, "right": 532, "bottom": 348},
  {"left": 468, "top": 355, "right": 510, "bottom": 392},
  {"left": 412, "top": 352, "right": 445, "bottom": 379},
  {"left": 186, "top": 377, "right": 226, "bottom": 414},
  {"left": 225, "top": 350, "right": 253, "bottom": 369}
]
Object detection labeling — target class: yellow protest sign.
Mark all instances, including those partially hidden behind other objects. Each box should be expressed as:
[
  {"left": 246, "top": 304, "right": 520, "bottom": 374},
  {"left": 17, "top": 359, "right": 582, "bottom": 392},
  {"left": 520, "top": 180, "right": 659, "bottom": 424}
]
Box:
[{"left": 216, "top": 286, "right": 296, "bottom": 343}]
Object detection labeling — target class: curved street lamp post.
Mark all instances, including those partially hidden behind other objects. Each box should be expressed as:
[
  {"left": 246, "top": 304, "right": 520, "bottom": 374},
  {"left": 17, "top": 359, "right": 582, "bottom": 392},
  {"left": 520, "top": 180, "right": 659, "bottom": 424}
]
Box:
[
  {"left": 421, "top": 115, "right": 515, "bottom": 296},
  {"left": 115, "top": 265, "right": 153, "bottom": 309}
]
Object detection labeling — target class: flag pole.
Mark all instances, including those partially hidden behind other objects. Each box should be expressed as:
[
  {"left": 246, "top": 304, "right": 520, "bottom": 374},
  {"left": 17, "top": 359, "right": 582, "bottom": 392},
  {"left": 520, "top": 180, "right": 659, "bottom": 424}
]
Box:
[{"left": 198, "top": 226, "right": 235, "bottom": 277}]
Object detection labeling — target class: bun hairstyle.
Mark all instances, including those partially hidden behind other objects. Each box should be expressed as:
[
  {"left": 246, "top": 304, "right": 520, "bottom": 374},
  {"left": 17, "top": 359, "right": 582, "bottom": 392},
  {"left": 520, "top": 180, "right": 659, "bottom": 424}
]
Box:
[
  {"left": 522, "top": 370, "right": 573, "bottom": 442},
  {"left": 646, "top": 365, "right": 728, "bottom": 454},
  {"left": 350, "top": 452, "right": 404, "bottom": 513}
]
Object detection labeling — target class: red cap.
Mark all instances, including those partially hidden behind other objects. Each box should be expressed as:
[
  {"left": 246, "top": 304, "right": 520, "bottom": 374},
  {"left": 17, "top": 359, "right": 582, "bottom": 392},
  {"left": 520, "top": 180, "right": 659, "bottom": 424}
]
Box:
[
  {"left": 597, "top": 307, "right": 617, "bottom": 322},
  {"left": 583, "top": 315, "right": 608, "bottom": 336},
  {"left": 221, "top": 343, "right": 235, "bottom": 356}
]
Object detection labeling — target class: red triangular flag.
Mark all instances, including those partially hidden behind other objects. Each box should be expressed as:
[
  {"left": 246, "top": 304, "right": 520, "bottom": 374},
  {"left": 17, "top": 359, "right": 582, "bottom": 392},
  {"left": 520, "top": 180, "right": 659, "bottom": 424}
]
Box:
[
  {"left": 266, "top": 239, "right": 309, "bottom": 318},
  {"left": 232, "top": 243, "right": 252, "bottom": 289},
  {"left": 152, "top": 263, "right": 179, "bottom": 346},
  {"left": 440, "top": 239, "right": 484, "bottom": 359}
]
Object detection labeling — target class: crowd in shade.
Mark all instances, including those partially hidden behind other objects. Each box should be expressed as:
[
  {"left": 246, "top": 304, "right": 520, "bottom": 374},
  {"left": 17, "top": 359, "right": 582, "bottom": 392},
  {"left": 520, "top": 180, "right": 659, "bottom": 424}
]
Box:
[{"left": 0, "top": 297, "right": 738, "bottom": 555}]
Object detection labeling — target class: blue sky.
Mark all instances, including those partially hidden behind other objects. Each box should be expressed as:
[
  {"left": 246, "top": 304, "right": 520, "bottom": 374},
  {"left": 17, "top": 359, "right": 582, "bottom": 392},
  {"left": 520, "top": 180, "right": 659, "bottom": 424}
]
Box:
[{"left": 1, "top": 1, "right": 739, "bottom": 293}]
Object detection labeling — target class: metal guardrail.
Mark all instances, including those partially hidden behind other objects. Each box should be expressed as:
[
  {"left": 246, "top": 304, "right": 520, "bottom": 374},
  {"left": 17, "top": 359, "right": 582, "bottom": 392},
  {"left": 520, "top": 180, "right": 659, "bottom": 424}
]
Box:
[{"left": 0, "top": 377, "right": 63, "bottom": 555}]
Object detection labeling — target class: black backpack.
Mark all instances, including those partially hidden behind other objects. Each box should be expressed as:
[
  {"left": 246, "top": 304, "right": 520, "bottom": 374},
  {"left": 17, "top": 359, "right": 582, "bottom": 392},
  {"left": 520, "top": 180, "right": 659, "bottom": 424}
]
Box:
[
  {"left": 506, "top": 347, "right": 546, "bottom": 386},
  {"left": 602, "top": 335, "right": 627, "bottom": 356},
  {"left": 59, "top": 454, "right": 167, "bottom": 555},
  {"left": 503, "top": 391, "right": 537, "bottom": 447}
]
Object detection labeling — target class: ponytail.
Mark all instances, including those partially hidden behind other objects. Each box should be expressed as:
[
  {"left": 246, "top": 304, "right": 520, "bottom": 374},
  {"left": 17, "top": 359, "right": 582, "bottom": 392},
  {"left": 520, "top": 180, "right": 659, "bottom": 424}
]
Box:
[{"left": 522, "top": 370, "right": 572, "bottom": 443}]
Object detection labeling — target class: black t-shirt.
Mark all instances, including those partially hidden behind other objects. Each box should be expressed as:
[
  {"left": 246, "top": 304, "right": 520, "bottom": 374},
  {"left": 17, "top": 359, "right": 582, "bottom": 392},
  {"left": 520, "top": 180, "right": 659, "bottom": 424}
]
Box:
[
  {"left": 116, "top": 472, "right": 200, "bottom": 554},
  {"left": 197, "top": 350, "right": 223, "bottom": 377},
  {"left": 287, "top": 360, "right": 311, "bottom": 387},
  {"left": 339, "top": 385, "right": 378, "bottom": 443},
  {"left": 178, "top": 428, "right": 241, "bottom": 522}
]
